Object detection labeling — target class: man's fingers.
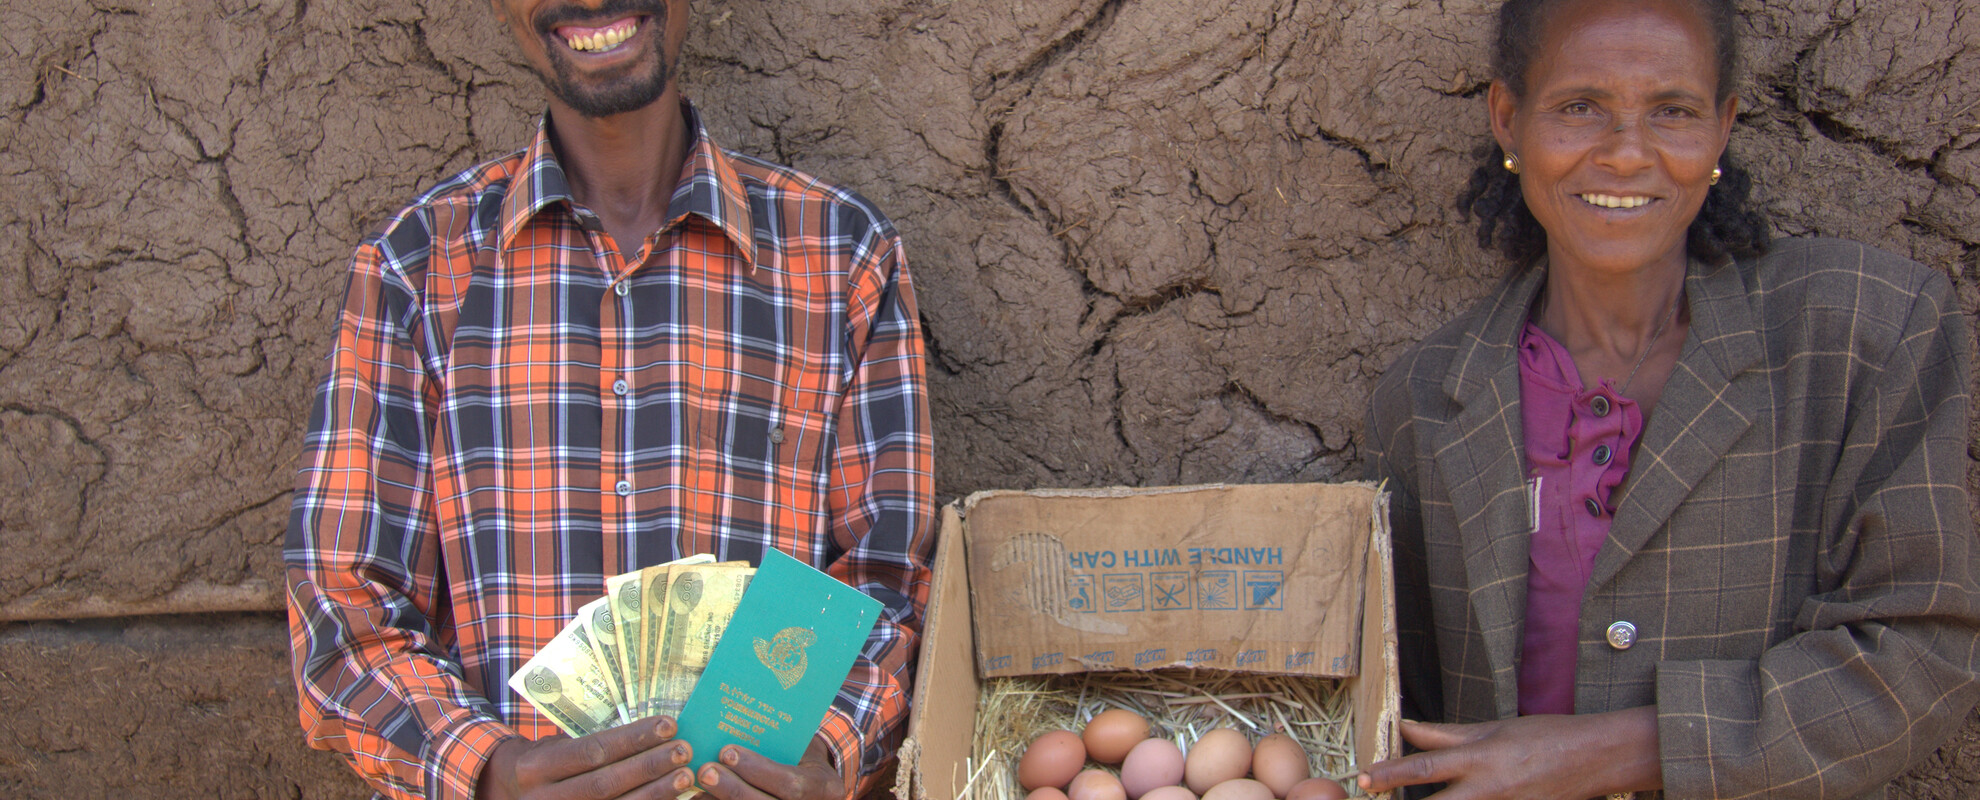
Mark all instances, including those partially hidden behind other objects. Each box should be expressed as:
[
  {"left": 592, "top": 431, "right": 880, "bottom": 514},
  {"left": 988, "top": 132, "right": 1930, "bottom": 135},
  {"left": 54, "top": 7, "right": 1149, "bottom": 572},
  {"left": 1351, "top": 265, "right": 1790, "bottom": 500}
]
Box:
[
  {"left": 619, "top": 767, "right": 702, "bottom": 800},
  {"left": 695, "top": 761, "right": 775, "bottom": 800},
  {"left": 723, "top": 744, "right": 832, "bottom": 800},
  {"left": 515, "top": 718, "right": 686, "bottom": 795},
  {"left": 698, "top": 742, "right": 846, "bottom": 800}
]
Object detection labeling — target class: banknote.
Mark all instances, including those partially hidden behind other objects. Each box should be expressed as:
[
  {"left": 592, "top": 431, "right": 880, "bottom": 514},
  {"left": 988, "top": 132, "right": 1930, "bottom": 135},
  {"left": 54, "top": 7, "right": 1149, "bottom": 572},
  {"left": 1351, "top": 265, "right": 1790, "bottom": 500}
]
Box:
[
  {"left": 575, "top": 597, "right": 630, "bottom": 718},
  {"left": 627, "top": 554, "right": 717, "bottom": 718},
  {"left": 509, "top": 621, "right": 622, "bottom": 737},
  {"left": 650, "top": 563, "right": 754, "bottom": 718},
  {"left": 604, "top": 571, "right": 645, "bottom": 709}
]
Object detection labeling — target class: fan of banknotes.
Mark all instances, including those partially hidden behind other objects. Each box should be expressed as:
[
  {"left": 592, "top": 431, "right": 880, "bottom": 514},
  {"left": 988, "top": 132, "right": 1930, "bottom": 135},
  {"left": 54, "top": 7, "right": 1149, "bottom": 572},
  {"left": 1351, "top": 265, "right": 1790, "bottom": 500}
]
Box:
[{"left": 510, "top": 554, "right": 756, "bottom": 737}]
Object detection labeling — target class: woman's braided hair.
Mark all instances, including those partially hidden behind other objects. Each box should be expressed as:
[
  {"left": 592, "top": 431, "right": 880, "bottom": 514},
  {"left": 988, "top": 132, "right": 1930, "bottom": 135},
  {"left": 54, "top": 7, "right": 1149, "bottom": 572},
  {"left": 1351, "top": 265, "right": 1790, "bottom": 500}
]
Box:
[{"left": 1458, "top": 0, "right": 1771, "bottom": 270}]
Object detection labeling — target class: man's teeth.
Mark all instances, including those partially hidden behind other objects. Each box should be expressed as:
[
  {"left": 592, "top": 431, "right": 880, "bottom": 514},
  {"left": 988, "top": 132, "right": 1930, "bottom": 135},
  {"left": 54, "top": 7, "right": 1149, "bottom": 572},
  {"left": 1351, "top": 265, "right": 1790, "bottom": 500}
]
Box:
[
  {"left": 567, "top": 21, "right": 638, "bottom": 52},
  {"left": 1580, "top": 193, "right": 1652, "bottom": 209}
]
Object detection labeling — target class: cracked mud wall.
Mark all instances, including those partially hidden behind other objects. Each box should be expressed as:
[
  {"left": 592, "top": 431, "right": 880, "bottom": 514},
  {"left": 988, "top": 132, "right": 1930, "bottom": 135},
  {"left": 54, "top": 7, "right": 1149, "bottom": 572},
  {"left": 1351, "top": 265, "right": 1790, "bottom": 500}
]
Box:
[{"left": 2, "top": 0, "right": 1976, "bottom": 795}]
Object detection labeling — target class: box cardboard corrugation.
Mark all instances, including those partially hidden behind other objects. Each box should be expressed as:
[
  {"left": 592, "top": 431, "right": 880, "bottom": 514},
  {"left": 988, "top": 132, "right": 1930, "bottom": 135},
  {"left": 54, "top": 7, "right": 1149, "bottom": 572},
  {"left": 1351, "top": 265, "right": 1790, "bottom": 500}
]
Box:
[{"left": 893, "top": 483, "right": 1400, "bottom": 800}]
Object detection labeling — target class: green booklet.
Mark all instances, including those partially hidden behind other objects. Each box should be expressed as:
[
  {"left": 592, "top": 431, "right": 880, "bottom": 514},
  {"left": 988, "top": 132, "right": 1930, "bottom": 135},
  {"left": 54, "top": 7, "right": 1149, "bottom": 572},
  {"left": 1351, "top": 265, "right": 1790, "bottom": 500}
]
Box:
[{"left": 674, "top": 548, "right": 883, "bottom": 771}]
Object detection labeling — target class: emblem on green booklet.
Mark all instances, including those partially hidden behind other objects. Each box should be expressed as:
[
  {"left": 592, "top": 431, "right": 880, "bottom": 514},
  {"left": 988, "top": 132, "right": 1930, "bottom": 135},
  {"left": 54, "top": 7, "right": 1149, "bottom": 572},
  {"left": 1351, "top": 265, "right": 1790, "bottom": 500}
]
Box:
[{"left": 755, "top": 627, "right": 816, "bottom": 689}]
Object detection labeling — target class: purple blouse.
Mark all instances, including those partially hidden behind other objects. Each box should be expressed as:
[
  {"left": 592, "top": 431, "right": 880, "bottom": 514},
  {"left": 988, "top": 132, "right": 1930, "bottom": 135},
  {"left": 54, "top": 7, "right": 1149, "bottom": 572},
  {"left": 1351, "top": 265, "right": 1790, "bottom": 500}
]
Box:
[{"left": 1516, "top": 322, "right": 1646, "bottom": 716}]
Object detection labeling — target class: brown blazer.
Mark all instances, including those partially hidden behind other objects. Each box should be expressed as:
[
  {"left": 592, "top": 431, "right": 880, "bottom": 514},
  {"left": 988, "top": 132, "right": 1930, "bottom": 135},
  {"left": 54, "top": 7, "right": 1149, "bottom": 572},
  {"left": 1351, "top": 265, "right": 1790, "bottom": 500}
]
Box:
[{"left": 1364, "top": 239, "right": 1980, "bottom": 799}]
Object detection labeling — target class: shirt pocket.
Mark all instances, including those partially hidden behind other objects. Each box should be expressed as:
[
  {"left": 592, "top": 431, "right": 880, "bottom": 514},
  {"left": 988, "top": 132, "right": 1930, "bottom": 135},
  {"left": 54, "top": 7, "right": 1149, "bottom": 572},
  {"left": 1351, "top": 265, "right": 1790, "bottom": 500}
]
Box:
[{"left": 701, "top": 377, "right": 835, "bottom": 551}]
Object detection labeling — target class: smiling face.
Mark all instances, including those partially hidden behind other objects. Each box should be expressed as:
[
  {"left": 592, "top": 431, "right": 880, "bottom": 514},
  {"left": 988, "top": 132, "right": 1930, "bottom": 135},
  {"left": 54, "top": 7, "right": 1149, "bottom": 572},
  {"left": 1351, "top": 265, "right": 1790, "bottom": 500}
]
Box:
[
  {"left": 491, "top": 0, "right": 690, "bottom": 118},
  {"left": 1490, "top": 0, "right": 1735, "bottom": 279}
]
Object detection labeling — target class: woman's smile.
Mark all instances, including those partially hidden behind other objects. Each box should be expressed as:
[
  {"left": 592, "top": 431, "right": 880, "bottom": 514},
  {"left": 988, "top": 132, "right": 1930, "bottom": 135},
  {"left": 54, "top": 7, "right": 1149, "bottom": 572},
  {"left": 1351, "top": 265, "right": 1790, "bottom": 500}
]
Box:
[{"left": 1489, "top": 0, "right": 1734, "bottom": 279}]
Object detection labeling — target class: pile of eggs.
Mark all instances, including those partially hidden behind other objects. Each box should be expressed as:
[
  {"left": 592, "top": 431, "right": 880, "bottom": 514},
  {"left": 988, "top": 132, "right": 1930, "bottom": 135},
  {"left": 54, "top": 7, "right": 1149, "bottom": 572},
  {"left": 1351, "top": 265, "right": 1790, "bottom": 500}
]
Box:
[{"left": 1016, "top": 708, "right": 1350, "bottom": 800}]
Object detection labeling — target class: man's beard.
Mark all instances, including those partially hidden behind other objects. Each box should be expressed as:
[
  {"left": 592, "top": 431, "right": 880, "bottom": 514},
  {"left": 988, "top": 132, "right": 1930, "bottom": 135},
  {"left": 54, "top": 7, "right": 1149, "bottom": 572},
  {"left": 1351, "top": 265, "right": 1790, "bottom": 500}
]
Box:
[{"left": 532, "top": 0, "right": 675, "bottom": 118}]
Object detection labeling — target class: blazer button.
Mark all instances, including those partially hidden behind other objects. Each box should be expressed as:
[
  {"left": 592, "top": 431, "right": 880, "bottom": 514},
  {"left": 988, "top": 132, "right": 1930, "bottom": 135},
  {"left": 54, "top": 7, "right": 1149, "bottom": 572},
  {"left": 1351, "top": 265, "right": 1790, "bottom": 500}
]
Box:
[{"left": 1606, "top": 620, "right": 1637, "bottom": 650}]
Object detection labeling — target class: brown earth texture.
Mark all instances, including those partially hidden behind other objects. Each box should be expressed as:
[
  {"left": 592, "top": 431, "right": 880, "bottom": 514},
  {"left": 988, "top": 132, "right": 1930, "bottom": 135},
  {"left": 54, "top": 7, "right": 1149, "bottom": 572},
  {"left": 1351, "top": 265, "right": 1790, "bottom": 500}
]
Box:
[{"left": 3, "top": 0, "right": 1978, "bottom": 796}]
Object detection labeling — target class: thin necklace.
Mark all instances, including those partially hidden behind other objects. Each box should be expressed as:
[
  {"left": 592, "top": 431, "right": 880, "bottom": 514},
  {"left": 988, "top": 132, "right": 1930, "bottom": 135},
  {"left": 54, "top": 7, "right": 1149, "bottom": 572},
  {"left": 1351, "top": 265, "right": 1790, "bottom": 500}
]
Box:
[{"left": 1617, "top": 289, "right": 1681, "bottom": 396}]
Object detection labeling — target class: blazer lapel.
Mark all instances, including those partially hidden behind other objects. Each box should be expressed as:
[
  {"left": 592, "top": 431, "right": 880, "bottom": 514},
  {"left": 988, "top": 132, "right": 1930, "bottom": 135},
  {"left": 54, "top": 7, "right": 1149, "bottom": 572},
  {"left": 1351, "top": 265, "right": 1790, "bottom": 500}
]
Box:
[
  {"left": 1432, "top": 269, "right": 1545, "bottom": 718},
  {"left": 1593, "top": 258, "right": 1767, "bottom": 589}
]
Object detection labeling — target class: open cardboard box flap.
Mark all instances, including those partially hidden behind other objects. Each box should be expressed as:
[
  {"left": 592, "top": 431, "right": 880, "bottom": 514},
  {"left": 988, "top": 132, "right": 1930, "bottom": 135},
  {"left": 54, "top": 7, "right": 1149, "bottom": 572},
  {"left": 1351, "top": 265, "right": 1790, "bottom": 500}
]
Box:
[{"left": 894, "top": 482, "right": 1400, "bottom": 800}]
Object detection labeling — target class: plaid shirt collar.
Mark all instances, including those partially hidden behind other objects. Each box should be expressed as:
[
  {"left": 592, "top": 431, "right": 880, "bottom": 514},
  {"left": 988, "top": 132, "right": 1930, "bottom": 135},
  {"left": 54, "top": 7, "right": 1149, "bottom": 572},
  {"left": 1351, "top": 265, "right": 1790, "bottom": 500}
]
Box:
[{"left": 496, "top": 98, "right": 759, "bottom": 270}]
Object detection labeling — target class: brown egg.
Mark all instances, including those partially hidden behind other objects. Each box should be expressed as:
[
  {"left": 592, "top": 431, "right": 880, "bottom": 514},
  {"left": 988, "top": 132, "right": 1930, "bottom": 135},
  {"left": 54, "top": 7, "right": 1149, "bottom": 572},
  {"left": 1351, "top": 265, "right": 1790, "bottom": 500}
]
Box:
[
  {"left": 1249, "top": 734, "right": 1311, "bottom": 797},
  {"left": 1068, "top": 769, "right": 1129, "bottom": 800},
  {"left": 1285, "top": 778, "right": 1349, "bottom": 800},
  {"left": 1019, "top": 730, "right": 1087, "bottom": 790},
  {"left": 1083, "top": 709, "right": 1153, "bottom": 764},
  {"left": 1183, "top": 728, "right": 1252, "bottom": 794},
  {"left": 1028, "top": 789, "right": 1073, "bottom": 800},
  {"left": 1120, "top": 737, "right": 1186, "bottom": 799},
  {"left": 1140, "top": 787, "right": 1199, "bottom": 800},
  {"left": 1200, "top": 778, "right": 1275, "bottom": 800}
]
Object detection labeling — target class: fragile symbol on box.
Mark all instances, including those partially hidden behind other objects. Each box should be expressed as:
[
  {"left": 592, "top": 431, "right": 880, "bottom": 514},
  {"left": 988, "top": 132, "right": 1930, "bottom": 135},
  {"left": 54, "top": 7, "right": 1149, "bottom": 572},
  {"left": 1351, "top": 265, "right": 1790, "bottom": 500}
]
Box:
[
  {"left": 1198, "top": 571, "right": 1237, "bottom": 609},
  {"left": 1244, "top": 571, "right": 1284, "bottom": 610},
  {"left": 1103, "top": 574, "right": 1145, "bottom": 612},
  {"left": 1151, "top": 572, "right": 1191, "bottom": 609}
]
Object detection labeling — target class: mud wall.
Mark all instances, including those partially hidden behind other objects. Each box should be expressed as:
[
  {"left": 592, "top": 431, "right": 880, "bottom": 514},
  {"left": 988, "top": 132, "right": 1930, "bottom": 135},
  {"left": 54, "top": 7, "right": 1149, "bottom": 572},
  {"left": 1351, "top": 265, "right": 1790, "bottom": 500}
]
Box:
[{"left": 3, "top": 0, "right": 1977, "bottom": 795}]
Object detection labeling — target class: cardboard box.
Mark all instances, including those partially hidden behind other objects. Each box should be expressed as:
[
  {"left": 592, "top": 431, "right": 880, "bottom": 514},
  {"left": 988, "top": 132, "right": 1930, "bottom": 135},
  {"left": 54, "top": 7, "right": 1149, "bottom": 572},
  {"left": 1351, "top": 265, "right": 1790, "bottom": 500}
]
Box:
[{"left": 893, "top": 482, "right": 1400, "bottom": 800}]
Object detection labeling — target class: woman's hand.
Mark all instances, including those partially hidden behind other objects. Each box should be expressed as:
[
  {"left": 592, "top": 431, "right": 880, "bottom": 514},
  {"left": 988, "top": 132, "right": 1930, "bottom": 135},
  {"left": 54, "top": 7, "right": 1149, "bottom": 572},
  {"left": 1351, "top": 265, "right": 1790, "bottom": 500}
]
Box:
[
  {"left": 1357, "top": 706, "right": 1661, "bottom": 800},
  {"left": 478, "top": 717, "right": 699, "bottom": 800},
  {"left": 694, "top": 736, "right": 847, "bottom": 800}
]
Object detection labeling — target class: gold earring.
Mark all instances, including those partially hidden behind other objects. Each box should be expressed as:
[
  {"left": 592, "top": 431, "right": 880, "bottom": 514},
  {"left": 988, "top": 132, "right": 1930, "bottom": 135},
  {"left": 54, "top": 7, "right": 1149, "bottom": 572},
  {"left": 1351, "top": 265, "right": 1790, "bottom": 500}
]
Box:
[
  {"left": 1710, "top": 166, "right": 1722, "bottom": 185},
  {"left": 1504, "top": 153, "right": 1521, "bottom": 174}
]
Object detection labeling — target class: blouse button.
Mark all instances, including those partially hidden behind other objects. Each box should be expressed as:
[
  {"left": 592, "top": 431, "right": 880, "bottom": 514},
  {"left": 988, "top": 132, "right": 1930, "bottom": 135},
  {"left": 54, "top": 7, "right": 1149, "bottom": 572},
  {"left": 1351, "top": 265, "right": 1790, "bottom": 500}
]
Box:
[
  {"left": 1606, "top": 620, "right": 1637, "bottom": 650},
  {"left": 1592, "top": 444, "right": 1612, "bottom": 466},
  {"left": 1584, "top": 497, "right": 1604, "bottom": 517},
  {"left": 1590, "top": 395, "right": 1612, "bottom": 417}
]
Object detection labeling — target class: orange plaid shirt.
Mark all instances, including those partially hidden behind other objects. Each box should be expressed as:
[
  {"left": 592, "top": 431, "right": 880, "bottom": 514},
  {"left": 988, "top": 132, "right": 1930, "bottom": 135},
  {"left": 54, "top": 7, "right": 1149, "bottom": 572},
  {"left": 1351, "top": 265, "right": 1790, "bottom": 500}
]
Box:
[{"left": 285, "top": 102, "right": 934, "bottom": 800}]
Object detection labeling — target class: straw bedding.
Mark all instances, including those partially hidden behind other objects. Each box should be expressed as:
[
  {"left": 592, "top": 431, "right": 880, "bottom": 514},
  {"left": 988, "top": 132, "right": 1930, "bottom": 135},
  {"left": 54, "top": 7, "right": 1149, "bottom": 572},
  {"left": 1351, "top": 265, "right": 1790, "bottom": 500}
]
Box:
[{"left": 961, "top": 669, "right": 1359, "bottom": 799}]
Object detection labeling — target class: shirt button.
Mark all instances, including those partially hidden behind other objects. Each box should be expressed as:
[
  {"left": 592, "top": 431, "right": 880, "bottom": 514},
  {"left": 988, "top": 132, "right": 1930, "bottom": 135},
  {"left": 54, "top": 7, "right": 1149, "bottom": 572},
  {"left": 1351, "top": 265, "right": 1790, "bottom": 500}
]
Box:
[
  {"left": 1590, "top": 395, "right": 1612, "bottom": 417},
  {"left": 1592, "top": 444, "right": 1612, "bottom": 465},
  {"left": 1606, "top": 620, "right": 1637, "bottom": 650},
  {"left": 614, "top": 281, "right": 630, "bottom": 297},
  {"left": 612, "top": 379, "right": 629, "bottom": 396},
  {"left": 614, "top": 480, "right": 632, "bottom": 496},
  {"left": 1584, "top": 497, "right": 1604, "bottom": 517},
  {"left": 769, "top": 427, "right": 785, "bottom": 444}
]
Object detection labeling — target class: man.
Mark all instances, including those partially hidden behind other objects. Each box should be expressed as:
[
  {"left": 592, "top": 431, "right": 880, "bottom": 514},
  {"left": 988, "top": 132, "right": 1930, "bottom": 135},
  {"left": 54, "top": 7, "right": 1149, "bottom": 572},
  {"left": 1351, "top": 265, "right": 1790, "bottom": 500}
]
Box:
[{"left": 283, "top": 0, "right": 933, "bottom": 797}]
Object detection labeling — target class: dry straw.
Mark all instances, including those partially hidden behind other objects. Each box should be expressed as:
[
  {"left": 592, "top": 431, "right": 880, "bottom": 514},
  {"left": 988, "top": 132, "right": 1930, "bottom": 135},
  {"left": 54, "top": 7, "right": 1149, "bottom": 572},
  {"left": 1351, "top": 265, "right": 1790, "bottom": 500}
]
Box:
[{"left": 966, "top": 669, "right": 1358, "bottom": 800}]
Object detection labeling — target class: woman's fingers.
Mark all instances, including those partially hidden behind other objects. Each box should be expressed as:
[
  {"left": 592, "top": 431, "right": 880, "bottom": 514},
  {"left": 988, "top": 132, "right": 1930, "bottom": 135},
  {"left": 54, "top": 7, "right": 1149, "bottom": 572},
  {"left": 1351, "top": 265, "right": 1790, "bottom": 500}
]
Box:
[{"left": 1400, "top": 718, "right": 1497, "bottom": 750}]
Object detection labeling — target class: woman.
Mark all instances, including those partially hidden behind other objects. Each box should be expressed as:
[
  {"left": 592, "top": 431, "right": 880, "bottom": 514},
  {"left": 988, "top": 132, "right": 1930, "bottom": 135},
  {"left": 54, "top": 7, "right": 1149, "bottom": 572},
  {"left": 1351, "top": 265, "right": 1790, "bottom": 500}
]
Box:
[{"left": 1357, "top": 1, "right": 1980, "bottom": 798}]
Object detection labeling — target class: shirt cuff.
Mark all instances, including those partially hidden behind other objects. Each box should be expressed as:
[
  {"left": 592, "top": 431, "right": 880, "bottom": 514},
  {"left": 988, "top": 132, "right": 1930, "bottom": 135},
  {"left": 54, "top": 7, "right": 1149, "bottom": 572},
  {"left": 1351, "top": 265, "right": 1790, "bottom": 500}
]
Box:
[
  {"left": 816, "top": 706, "right": 865, "bottom": 800},
  {"left": 427, "top": 714, "right": 522, "bottom": 800},
  {"left": 1654, "top": 659, "right": 1757, "bottom": 799}
]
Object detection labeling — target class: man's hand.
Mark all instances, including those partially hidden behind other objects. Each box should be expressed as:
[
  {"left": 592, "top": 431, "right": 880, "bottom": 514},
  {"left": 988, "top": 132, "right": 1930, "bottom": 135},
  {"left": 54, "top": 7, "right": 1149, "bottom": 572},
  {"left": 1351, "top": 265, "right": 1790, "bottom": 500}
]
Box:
[
  {"left": 479, "top": 717, "right": 699, "bottom": 800},
  {"left": 1356, "top": 706, "right": 1662, "bottom": 800},
  {"left": 693, "top": 736, "right": 847, "bottom": 800}
]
